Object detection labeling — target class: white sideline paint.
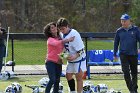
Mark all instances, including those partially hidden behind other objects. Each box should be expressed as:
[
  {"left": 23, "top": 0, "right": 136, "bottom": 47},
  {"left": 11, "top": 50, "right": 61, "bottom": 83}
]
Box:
[{"left": 1, "top": 65, "right": 140, "bottom": 75}]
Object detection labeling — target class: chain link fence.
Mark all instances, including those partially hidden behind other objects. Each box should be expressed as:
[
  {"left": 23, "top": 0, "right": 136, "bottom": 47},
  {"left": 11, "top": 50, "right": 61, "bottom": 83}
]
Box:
[{"left": 2, "top": 33, "right": 139, "bottom": 75}]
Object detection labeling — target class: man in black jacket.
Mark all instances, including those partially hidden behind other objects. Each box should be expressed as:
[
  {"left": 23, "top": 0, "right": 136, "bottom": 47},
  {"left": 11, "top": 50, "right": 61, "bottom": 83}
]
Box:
[
  {"left": 0, "top": 22, "right": 6, "bottom": 73},
  {"left": 114, "top": 14, "right": 140, "bottom": 93}
]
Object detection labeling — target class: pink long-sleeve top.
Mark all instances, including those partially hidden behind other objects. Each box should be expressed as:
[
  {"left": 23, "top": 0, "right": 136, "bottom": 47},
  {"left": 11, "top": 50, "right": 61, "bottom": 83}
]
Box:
[{"left": 46, "top": 37, "right": 63, "bottom": 63}]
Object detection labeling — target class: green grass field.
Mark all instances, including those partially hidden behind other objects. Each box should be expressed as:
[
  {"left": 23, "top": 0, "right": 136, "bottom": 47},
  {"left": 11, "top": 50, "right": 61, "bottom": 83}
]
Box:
[
  {"left": 1, "top": 39, "right": 140, "bottom": 92},
  {"left": 0, "top": 75, "right": 140, "bottom": 92}
]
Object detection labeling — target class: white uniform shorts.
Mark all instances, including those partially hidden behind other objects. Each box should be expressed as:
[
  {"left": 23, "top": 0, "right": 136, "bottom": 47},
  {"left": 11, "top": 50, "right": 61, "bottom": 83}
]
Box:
[{"left": 66, "top": 60, "right": 87, "bottom": 73}]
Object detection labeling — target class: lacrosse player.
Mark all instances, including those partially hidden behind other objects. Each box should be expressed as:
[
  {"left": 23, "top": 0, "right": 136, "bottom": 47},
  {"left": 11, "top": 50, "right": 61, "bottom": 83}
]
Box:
[
  {"left": 57, "top": 18, "right": 87, "bottom": 93},
  {"left": 0, "top": 22, "right": 6, "bottom": 74}
]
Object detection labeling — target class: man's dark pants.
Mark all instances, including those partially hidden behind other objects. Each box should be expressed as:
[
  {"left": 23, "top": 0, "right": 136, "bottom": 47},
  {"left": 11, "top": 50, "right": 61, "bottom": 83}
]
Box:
[{"left": 120, "top": 54, "right": 138, "bottom": 92}]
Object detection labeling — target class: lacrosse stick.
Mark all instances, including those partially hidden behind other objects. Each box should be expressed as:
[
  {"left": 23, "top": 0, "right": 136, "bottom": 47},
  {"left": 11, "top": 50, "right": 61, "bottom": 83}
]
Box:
[{"left": 25, "top": 85, "right": 44, "bottom": 93}]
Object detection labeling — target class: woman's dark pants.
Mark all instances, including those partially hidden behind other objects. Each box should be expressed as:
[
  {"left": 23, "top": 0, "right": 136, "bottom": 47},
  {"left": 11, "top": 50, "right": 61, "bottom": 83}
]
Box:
[{"left": 45, "top": 61, "right": 62, "bottom": 93}]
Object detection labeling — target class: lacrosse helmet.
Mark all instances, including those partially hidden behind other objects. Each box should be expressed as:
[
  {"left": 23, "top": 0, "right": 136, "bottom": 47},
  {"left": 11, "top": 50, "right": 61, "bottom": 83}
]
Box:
[
  {"left": 95, "top": 84, "right": 108, "bottom": 93},
  {"left": 38, "top": 77, "right": 49, "bottom": 87},
  {"left": 1, "top": 71, "right": 10, "bottom": 80},
  {"left": 8, "top": 71, "right": 15, "bottom": 78},
  {"left": 5, "top": 85, "right": 13, "bottom": 93},
  {"left": 1, "top": 71, "right": 14, "bottom": 80},
  {"left": 5, "top": 82, "right": 22, "bottom": 93},
  {"left": 6, "top": 60, "right": 15, "bottom": 66},
  {"left": 11, "top": 82, "right": 22, "bottom": 93},
  {"left": 83, "top": 81, "right": 93, "bottom": 92}
]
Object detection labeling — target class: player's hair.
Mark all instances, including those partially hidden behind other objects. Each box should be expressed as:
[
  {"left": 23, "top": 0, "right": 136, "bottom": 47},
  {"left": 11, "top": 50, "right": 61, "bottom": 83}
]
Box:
[
  {"left": 57, "top": 17, "right": 69, "bottom": 28},
  {"left": 43, "top": 22, "right": 59, "bottom": 39}
]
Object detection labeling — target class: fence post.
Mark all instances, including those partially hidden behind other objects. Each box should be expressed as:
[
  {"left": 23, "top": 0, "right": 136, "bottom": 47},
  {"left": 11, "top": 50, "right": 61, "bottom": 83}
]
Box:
[
  {"left": 83, "top": 37, "right": 88, "bottom": 79},
  {"left": 11, "top": 38, "right": 14, "bottom": 72}
]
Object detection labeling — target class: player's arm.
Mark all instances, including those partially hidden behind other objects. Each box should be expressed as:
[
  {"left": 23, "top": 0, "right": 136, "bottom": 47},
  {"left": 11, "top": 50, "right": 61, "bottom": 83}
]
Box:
[{"left": 62, "top": 36, "right": 75, "bottom": 43}]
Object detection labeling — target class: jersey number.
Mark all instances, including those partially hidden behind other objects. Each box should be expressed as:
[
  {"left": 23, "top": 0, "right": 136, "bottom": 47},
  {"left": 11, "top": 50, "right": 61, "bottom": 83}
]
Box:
[
  {"left": 95, "top": 50, "right": 103, "bottom": 55},
  {"left": 64, "top": 43, "right": 69, "bottom": 52}
]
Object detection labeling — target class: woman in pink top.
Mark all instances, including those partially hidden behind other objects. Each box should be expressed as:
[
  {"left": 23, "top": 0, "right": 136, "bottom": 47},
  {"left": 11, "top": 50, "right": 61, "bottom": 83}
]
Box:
[{"left": 43, "top": 22, "right": 74, "bottom": 93}]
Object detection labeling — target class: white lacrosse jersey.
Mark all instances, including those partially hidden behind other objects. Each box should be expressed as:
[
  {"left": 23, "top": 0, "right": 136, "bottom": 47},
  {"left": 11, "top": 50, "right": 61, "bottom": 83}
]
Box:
[{"left": 63, "top": 29, "right": 86, "bottom": 62}]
